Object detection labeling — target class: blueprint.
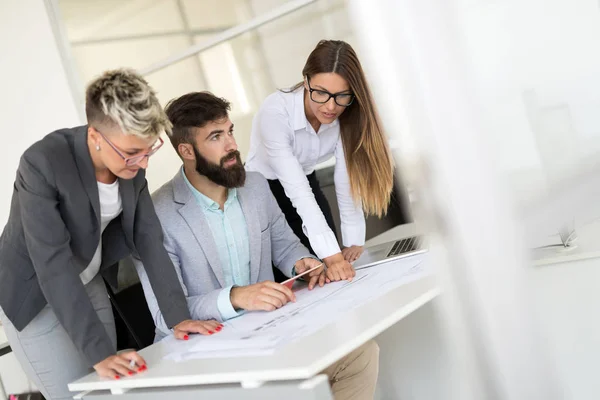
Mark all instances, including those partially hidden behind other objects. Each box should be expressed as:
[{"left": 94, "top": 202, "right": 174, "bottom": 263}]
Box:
[{"left": 163, "top": 254, "right": 429, "bottom": 361}]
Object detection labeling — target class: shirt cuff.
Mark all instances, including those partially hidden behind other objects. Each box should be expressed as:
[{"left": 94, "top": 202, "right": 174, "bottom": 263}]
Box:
[
  {"left": 341, "top": 220, "right": 366, "bottom": 248},
  {"left": 217, "top": 286, "right": 243, "bottom": 321},
  {"left": 308, "top": 231, "right": 341, "bottom": 259}
]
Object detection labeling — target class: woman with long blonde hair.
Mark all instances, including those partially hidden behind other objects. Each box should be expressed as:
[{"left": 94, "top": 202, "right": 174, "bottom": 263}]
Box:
[{"left": 246, "top": 40, "right": 394, "bottom": 281}]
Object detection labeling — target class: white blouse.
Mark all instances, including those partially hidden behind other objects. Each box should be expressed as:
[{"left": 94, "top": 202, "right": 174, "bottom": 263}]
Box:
[
  {"left": 80, "top": 179, "right": 122, "bottom": 284},
  {"left": 245, "top": 88, "right": 365, "bottom": 259}
]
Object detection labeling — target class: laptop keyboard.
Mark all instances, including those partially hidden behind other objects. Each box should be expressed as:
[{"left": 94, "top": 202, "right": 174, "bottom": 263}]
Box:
[{"left": 386, "top": 236, "right": 423, "bottom": 258}]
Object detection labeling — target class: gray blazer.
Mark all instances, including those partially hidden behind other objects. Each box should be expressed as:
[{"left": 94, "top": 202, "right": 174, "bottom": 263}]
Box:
[
  {"left": 134, "top": 170, "right": 312, "bottom": 340},
  {"left": 0, "top": 126, "right": 191, "bottom": 365}
]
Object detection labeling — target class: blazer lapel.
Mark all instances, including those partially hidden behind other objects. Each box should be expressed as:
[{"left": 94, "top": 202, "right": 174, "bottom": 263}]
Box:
[
  {"left": 74, "top": 126, "right": 100, "bottom": 223},
  {"left": 118, "top": 178, "right": 135, "bottom": 249},
  {"left": 173, "top": 171, "right": 226, "bottom": 287},
  {"left": 238, "top": 186, "right": 261, "bottom": 284}
]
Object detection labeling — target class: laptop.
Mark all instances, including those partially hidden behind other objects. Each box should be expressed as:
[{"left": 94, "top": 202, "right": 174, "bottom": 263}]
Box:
[{"left": 352, "top": 235, "right": 426, "bottom": 270}]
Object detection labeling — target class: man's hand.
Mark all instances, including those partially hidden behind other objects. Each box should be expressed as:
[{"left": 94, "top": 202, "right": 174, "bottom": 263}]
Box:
[
  {"left": 173, "top": 319, "right": 223, "bottom": 340},
  {"left": 94, "top": 350, "right": 146, "bottom": 379},
  {"left": 342, "top": 245, "right": 364, "bottom": 262},
  {"left": 294, "top": 257, "right": 326, "bottom": 290},
  {"left": 323, "top": 252, "right": 356, "bottom": 283},
  {"left": 231, "top": 281, "right": 296, "bottom": 311}
]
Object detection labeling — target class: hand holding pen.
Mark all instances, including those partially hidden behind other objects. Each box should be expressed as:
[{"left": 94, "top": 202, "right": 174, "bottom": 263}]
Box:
[{"left": 93, "top": 350, "right": 146, "bottom": 380}]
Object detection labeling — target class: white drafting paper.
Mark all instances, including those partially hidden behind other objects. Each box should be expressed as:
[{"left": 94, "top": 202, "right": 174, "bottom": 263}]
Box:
[{"left": 163, "top": 254, "right": 428, "bottom": 361}]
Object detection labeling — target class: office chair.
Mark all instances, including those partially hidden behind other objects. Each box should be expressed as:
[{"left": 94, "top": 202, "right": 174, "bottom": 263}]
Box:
[{"left": 104, "top": 260, "right": 156, "bottom": 350}]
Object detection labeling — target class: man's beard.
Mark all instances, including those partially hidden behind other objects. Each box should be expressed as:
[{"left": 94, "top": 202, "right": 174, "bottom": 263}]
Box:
[{"left": 193, "top": 147, "right": 246, "bottom": 188}]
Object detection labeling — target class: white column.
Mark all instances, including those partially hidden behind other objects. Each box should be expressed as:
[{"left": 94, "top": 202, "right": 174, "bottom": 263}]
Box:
[
  {"left": 0, "top": 0, "right": 82, "bottom": 226},
  {"left": 348, "top": 0, "right": 562, "bottom": 399}
]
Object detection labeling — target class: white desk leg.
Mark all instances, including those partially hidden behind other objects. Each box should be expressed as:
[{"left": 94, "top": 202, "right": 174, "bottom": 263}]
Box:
[
  {"left": 298, "top": 374, "right": 329, "bottom": 390},
  {"left": 110, "top": 388, "right": 130, "bottom": 395},
  {"left": 240, "top": 380, "right": 264, "bottom": 389}
]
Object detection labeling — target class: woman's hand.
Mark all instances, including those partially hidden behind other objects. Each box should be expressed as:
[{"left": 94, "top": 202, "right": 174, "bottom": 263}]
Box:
[
  {"left": 341, "top": 245, "right": 364, "bottom": 262},
  {"left": 94, "top": 350, "right": 146, "bottom": 379},
  {"left": 173, "top": 319, "right": 223, "bottom": 340},
  {"left": 323, "top": 253, "right": 356, "bottom": 283}
]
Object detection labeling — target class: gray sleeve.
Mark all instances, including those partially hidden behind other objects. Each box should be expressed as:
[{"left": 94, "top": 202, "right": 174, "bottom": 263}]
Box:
[
  {"left": 133, "top": 179, "right": 191, "bottom": 328},
  {"left": 17, "top": 153, "right": 114, "bottom": 366},
  {"left": 258, "top": 176, "right": 316, "bottom": 277},
  {"left": 133, "top": 228, "right": 226, "bottom": 334}
]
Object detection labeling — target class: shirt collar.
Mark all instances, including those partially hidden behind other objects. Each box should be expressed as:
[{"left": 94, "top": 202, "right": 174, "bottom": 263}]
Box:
[
  {"left": 292, "top": 88, "right": 308, "bottom": 131},
  {"left": 181, "top": 167, "right": 237, "bottom": 211}
]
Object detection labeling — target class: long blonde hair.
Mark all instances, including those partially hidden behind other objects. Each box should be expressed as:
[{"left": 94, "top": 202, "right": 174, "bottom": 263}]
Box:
[{"left": 290, "top": 40, "right": 394, "bottom": 217}]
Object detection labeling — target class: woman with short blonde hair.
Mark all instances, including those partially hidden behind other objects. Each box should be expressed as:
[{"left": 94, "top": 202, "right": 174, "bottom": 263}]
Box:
[{"left": 0, "top": 69, "right": 220, "bottom": 400}]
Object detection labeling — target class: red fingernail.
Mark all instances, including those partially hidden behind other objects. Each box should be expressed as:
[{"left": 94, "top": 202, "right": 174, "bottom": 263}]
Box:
[
  {"left": 208, "top": 331, "right": 213, "bottom": 334},
  {"left": 138, "top": 365, "right": 147, "bottom": 372},
  {"left": 115, "top": 375, "right": 120, "bottom": 379},
  {"left": 216, "top": 326, "right": 222, "bottom": 331},
  {"left": 128, "top": 371, "right": 134, "bottom": 376},
  {"left": 184, "top": 334, "right": 189, "bottom": 340}
]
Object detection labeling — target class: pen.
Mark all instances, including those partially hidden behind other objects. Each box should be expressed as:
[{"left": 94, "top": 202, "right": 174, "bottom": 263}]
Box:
[
  {"left": 281, "top": 263, "right": 324, "bottom": 287},
  {"left": 130, "top": 358, "right": 147, "bottom": 373}
]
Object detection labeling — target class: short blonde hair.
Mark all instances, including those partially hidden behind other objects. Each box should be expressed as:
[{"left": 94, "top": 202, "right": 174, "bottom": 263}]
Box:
[{"left": 85, "top": 68, "right": 172, "bottom": 138}]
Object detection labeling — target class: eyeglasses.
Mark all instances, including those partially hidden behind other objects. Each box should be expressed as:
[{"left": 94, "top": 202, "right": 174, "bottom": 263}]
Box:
[
  {"left": 306, "top": 77, "right": 355, "bottom": 107},
  {"left": 94, "top": 127, "right": 164, "bottom": 166}
]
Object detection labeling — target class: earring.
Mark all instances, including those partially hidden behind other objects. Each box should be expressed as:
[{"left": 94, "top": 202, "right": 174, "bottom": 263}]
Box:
[{"left": 95, "top": 144, "right": 101, "bottom": 151}]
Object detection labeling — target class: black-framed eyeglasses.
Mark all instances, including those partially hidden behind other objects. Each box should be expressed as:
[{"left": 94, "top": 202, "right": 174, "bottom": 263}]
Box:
[
  {"left": 93, "top": 127, "right": 164, "bottom": 166},
  {"left": 306, "top": 77, "right": 355, "bottom": 107}
]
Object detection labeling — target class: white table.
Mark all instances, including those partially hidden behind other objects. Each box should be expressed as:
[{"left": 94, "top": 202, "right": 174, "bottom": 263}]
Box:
[
  {"left": 532, "top": 217, "right": 600, "bottom": 266},
  {"left": 69, "top": 224, "right": 439, "bottom": 399}
]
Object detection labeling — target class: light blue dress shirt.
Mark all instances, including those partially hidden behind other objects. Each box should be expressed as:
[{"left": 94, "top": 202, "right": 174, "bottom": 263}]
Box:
[{"left": 182, "top": 169, "right": 249, "bottom": 320}]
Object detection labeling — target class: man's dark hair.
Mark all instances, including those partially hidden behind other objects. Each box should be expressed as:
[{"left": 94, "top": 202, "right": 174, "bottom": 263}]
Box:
[{"left": 164, "top": 91, "right": 231, "bottom": 155}]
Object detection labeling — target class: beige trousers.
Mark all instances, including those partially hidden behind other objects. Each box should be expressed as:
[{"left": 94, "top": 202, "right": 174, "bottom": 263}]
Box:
[{"left": 322, "top": 340, "right": 380, "bottom": 400}]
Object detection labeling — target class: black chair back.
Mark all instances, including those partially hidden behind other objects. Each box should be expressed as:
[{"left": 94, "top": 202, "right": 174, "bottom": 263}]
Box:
[{"left": 105, "top": 259, "right": 156, "bottom": 350}]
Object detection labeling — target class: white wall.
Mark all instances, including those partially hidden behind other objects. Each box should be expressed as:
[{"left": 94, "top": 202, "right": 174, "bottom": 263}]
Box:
[
  {"left": 456, "top": 0, "right": 600, "bottom": 194},
  {"left": 59, "top": 0, "right": 231, "bottom": 191},
  {"left": 0, "top": 0, "right": 82, "bottom": 227},
  {"left": 0, "top": 1, "right": 82, "bottom": 394},
  {"left": 250, "top": 0, "right": 356, "bottom": 88}
]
